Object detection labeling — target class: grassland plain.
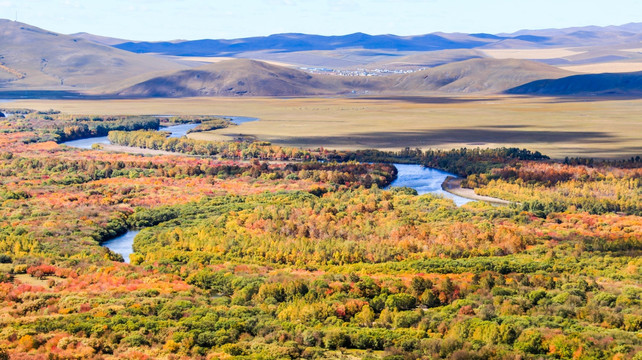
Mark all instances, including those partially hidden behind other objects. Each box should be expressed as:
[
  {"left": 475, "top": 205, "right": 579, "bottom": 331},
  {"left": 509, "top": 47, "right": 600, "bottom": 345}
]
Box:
[
  {"left": 560, "top": 61, "right": 642, "bottom": 74},
  {"left": 5, "top": 95, "right": 642, "bottom": 159}
]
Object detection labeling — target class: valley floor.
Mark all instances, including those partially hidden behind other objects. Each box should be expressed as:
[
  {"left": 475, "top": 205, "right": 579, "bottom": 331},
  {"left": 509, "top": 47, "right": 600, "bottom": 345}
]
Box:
[
  {"left": 0, "top": 107, "right": 640, "bottom": 359},
  {"left": 6, "top": 94, "right": 642, "bottom": 159}
]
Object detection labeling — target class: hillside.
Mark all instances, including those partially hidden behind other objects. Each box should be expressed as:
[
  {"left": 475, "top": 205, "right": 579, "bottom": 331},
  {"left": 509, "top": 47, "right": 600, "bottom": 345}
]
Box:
[
  {"left": 114, "top": 59, "right": 386, "bottom": 97},
  {"left": 1, "top": 19, "right": 641, "bottom": 95},
  {"left": 113, "top": 58, "right": 573, "bottom": 97},
  {"left": 362, "top": 49, "right": 486, "bottom": 70},
  {"left": 107, "top": 23, "right": 642, "bottom": 75},
  {"left": 69, "top": 32, "right": 129, "bottom": 46},
  {"left": 506, "top": 71, "right": 642, "bottom": 95},
  {"left": 504, "top": 23, "right": 642, "bottom": 47},
  {"left": 395, "top": 58, "right": 573, "bottom": 93},
  {"left": 0, "top": 20, "right": 185, "bottom": 90}
]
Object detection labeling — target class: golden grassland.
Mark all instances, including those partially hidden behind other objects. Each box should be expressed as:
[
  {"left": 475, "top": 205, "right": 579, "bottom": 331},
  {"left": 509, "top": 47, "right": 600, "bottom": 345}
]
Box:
[
  {"left": 5, "top": 95, "right": 642, "bottom": 159},
  {"left": 480, "top": 48, "right": 586, "bottom": 59},
  {"left": 560, "top": 61, "right": 642, "bottom": 73}
]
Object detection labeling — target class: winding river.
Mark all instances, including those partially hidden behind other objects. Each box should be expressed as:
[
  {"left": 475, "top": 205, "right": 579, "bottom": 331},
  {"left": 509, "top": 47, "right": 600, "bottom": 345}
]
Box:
[
  {"left": 65, "top": 115, "right": 258, "bottom": 261},
  {"left": 104, "top": 163, "right": 471, "bottom": 262},
  {"left": 64, "top": 115, "right": 469, "bottom": 261}
]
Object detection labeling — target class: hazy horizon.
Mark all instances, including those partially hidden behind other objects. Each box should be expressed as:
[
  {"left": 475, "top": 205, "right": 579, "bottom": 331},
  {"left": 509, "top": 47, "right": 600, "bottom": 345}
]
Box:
[{"left": 0, "top": 0, "right": 640, "bottom": 41}]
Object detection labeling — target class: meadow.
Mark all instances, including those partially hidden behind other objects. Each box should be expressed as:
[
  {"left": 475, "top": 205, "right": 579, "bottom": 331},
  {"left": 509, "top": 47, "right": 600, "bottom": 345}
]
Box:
[{"left": 6, "top": 95, "right": 642, "bottom": 159}]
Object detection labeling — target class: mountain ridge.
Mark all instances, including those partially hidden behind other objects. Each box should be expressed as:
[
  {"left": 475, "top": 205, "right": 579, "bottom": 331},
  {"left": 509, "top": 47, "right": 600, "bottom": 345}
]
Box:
[{"left": 112, "top": 23, "right": 642, "bottom": 57}]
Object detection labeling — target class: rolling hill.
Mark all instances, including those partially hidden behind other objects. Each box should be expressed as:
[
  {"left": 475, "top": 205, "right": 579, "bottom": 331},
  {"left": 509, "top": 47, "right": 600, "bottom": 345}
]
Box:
[
  {"left": 363, "top": 49, "right": 486, "bottom": 71},
  {"left": 506, "top": 71, "right": 642, "bottom": 96},
  {"left": 113, "top": 59, "right": 386, "bottom": 97},
  {"left": 0, "top": 20, "right": 186, "bottom": 90},
  {"left": 113, "top": 58, "right": 573, "bottom": 97},
  {"left": 503, "top": 23, "right": 642, "bottom": 47},
  {"left": 395, "top": 58, "right": 573, "bottom": 93},
  {"left": 2, "top": 19, "right": 639, "bottom": 97},
  {"left": 106, "top": 23, "right": 642, "bottom": 81}
]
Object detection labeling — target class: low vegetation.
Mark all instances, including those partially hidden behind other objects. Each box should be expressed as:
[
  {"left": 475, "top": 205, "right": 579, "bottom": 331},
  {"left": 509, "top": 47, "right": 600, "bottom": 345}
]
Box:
[{"left": 0, "top": 110, "right": 639, "bottom": 359}]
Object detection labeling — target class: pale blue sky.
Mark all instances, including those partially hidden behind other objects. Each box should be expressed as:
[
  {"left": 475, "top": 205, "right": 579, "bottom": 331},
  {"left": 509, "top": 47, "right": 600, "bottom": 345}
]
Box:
[{"left": 0, "top": 0, "right": 640, "bottom": 40}]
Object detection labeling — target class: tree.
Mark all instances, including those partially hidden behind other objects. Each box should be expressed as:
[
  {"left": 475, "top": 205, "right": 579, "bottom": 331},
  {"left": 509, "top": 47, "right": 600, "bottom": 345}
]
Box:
[
  {"left": 514, "top": 329, "right": 544, "bottom": 354},
  {"left": 354, "top": 305, "right": 375, "bottom": 327},
  {"left": 386, "top": 293, "right": 417, "bottom": 311},
  {"left": 411, "top": 276, "right": 433, "bottom": 296}
]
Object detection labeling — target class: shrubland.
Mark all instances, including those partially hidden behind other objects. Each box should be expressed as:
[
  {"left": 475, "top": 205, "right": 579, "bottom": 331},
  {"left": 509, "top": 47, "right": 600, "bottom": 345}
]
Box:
[{"left": 0, "top": 110, "right": 639, "bottom": 359}]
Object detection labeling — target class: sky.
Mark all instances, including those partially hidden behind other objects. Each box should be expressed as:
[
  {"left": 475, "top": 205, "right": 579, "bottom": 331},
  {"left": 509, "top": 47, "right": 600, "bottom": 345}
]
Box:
[{"left": 0, "top": 0, "right": 641, "bottom": 41}]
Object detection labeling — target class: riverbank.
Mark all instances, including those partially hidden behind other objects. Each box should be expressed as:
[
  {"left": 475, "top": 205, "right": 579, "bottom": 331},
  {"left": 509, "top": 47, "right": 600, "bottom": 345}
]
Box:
[
  {"left": 441, "top": 176, "right": 512, "bottom": 205},
  {"left": 387, "top": 164, "right": 471, "bottom": 206}
]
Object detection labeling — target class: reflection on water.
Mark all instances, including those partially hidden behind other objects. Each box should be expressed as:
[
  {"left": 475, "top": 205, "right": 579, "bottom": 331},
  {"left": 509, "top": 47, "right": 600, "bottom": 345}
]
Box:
[{"left": 388, "top": 164, "right": 471, "bottom": 206}]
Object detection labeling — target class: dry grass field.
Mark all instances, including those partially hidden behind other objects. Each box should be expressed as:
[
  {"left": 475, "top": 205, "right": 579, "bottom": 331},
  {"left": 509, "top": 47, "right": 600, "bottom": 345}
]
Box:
[
  {"left": 5, "top": 95, "right": 642, "bottom": 159},
  {"left": 560, "top": 61, "right": 642, "bottom": 73},
  {"left": 481, "top": 48, "right": 586, "bottom": 60}
]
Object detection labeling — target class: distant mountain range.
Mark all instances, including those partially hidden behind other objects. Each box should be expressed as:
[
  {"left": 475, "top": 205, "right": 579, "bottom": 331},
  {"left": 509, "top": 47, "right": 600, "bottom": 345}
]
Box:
[
  {"left": 1, "top": 19, "right": 642, "bottom": 98},
  {"left": 113, "top": 23, "right": 642, "bottom": 56},
  {"left": 114, "top": 33, "right": 488, "bottom": 56}
]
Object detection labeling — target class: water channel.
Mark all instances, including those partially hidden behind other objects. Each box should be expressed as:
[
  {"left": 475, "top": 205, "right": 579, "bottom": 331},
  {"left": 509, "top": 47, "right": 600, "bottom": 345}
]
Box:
[
  {"left": 60, "top": 115, "right": 470, "bottom": 261},
  {"left": 62, "top": 115, "right": 259, "bottom": 149},
  {"left": 68, "top": 116, "right": 256, "bottom": 261},
  {"left": 106, "top": 163, "right": 470, "bottom": 262},
  {"left": 388, "top": 164, "right": 471, "bottom": 206}
]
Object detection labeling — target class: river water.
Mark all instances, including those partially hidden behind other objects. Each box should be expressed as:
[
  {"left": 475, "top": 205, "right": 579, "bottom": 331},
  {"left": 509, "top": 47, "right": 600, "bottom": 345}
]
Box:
[
  {"left": 388, "top": 164, "right": 471, "bottom": 206},
  {"left": 82, "top": 116, "right": 468, "bottom": 261},
  {"left": 90, "top": 116, "right": 258, "bottom": 260},
  {"left": 102, "top": 231, "right": 139, "bottom": 263},
  {"left": 61, "top": 123, "right": 199, "bottom": 149},
  {"left": 62, "top": 116, "right": 259, "bottom": 149},
  {"left": 81, "top": 124, "right": 198, "bottom": 261},
  {"left": 0, "top": 100, "right": 11, "bottom": 116},
  {"left": 105, "top": 163, "right": 470, "bottom": 262}
]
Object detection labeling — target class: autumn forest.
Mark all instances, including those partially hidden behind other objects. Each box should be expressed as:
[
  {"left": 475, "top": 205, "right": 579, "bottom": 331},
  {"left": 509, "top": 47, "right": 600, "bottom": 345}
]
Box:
[{"left": 0, "top": 109, "right": 640, "bottom": 360}]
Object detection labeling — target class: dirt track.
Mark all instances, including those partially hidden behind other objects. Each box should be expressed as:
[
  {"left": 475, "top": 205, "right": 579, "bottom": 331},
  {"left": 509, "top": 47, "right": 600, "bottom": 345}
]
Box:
[{"left": 442, "top": 176, "right": 512, "bottom": 205}]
